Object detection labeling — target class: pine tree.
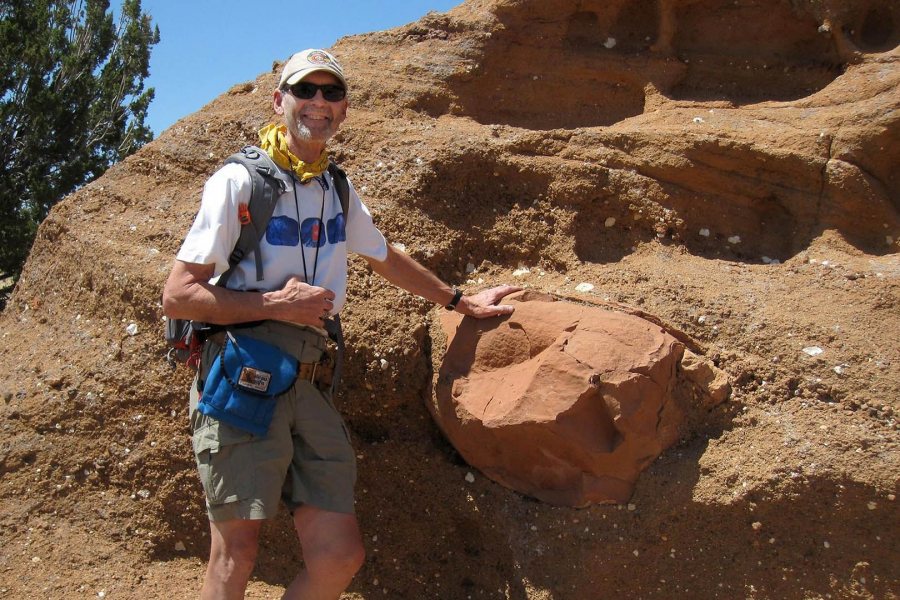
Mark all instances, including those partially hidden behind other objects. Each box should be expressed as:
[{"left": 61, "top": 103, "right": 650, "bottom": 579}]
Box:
[{"left": 0, "top": 0, "right": 159, "bottom": 288}]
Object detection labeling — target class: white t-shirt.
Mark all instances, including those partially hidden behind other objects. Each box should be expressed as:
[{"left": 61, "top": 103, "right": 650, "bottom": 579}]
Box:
[{"left": 176, "top": 162, "right": 388, "bottom": 313}]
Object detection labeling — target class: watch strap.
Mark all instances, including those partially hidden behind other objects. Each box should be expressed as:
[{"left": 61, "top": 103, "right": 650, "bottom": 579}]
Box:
[{"left": 445, "top": 288, "right": 463, "bottom": 311}]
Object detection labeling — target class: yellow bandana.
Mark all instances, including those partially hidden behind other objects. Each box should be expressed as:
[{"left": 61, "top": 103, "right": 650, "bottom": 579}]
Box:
[{"left": 258, "top": 123, "right": 329, "bottom": 182}]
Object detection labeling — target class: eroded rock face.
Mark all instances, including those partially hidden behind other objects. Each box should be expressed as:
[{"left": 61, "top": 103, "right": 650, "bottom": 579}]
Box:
[{"left": 431, "top": 291, "right": 701, "bottom": 506}]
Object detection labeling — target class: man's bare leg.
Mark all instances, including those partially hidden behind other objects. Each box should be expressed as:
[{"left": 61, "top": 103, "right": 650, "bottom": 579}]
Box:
[
  {"left": 282, "top": 505, "right": 365, "bottom": 600},
  {"left": 201, "top": 518, "right": 264, "bottom": 600}
]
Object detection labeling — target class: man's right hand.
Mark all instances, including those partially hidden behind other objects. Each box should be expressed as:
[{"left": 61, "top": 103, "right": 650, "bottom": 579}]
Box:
[
  {"left": 163, "top": 262, "right": 335, "bottom": 327},
  {"left": 264, "top": 276, "right": 336, "bottom": 327}
]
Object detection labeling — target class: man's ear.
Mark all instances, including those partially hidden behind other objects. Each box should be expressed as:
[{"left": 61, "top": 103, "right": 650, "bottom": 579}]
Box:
[{"left": 273, "top": 89, "right": 285, "bottom": 115}]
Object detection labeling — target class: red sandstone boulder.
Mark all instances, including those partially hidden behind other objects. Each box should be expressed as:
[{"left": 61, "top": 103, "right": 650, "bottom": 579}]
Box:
[{"left": 431, "top": 291, "right": 712, "bottom": 506}]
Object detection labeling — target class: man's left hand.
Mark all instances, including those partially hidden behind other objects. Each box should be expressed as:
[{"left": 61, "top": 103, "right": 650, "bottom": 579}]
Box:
[{"left": 457, "top": 285, "right": 521, "bottom": 319}]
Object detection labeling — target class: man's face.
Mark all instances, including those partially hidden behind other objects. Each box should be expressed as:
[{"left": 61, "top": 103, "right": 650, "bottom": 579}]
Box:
[{"left": 275, "top": 71, "right": 348, "bottom": 144}]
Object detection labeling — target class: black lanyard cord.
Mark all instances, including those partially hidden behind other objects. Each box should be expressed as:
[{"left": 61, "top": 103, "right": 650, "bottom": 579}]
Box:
[{"left": 290, "top": 175, "right": 328, "bottom": 287}]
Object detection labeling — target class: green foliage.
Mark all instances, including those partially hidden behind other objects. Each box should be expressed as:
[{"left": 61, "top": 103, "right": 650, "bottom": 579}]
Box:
[{"left": 0, "top": 0, "right": 159, "bottom": 281}]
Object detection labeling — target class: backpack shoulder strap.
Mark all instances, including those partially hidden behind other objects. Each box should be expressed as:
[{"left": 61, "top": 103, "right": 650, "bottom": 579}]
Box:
[
  {"left": 323, "top": 161, "right": 351, "bottom": 393},
  {"left": 327, "top": 161, "right": 350, "bottom": 222},
  {"left": 217, "top": 145, "right": 291, "bottom": 287}
]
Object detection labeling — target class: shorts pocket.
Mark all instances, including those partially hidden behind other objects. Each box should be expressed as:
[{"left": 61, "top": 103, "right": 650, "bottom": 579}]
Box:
[{"left": 192, "top": 415, "right": 257, "bottom": 505}]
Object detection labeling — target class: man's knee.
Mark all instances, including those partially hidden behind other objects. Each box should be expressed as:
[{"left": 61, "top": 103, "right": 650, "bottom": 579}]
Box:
[
  {"left": 209, "top": 520, "right": 262, "bottom": 576},
  {"left": 293, "top": 507, "right": 365, "bottom": 584},
  {"left": 305, "top": 533, "right": 365, "bottom": 579}
]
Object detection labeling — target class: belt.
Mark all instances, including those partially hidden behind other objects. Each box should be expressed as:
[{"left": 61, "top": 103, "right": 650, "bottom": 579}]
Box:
[
  {"left": 206, "top": 331, "right": 334, "bottom": 389},
  {"left": 298, "top": 359, "right": 334, "bottom": 388}
]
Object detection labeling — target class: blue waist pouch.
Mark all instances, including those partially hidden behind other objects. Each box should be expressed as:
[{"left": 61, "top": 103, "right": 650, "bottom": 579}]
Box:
[{"left": 198, "top": 332, "right": 298, "bottom": 436}]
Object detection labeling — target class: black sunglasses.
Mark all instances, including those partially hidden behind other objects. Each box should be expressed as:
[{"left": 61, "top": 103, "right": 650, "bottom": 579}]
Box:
[{"left": 285, "top": 81, "right": 346, "bottom": 102}]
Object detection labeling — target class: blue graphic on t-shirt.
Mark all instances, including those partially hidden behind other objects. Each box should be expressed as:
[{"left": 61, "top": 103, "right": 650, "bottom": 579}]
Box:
[
  {"left": 266, "top": 214, "right": 346, "bottom": 248},
  {"left": 300, "top": 218, "right": 326, "bottom": 248},
  {"left": 266, "top": 216, "right": 300, "bottom": 246},
  {"left": 327, "top": 213, "right": 347, "bottom": 243}
]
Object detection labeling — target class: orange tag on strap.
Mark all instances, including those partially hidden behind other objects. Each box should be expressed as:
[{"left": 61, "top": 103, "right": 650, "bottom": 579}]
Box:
[{"left": 238, "top": 203, "right": 251, "bottom": 225}]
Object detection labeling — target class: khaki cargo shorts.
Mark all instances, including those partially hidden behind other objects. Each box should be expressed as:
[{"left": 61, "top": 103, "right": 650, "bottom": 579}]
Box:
[{"left": 189, "top": 322, "right": 356, "bottom": 521}]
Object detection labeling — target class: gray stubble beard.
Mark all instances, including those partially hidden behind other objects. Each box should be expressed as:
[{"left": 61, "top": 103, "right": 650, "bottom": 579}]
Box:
[{"left": 291, "top": 118, "right": 334, "bottom": 144}]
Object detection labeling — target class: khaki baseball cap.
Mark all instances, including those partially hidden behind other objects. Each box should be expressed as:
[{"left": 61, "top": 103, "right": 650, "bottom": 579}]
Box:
[{"left": 279, "top": 48, "right": 347, "bottom": 90}]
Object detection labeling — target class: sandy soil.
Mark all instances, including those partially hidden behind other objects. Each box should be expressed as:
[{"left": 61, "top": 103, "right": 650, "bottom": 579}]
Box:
[{"left": 1, "top": 1, "right": 898, "bottom": 598}]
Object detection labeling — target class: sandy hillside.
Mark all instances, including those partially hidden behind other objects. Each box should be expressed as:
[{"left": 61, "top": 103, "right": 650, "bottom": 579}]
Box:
[{"left": 1, "top": 0, "right": 898, "bottom": 598}]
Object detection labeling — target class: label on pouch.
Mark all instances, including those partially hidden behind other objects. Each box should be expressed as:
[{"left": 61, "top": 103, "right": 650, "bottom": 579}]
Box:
[{"left": 237, "top": 366, "right": 272, "bottom": 393}]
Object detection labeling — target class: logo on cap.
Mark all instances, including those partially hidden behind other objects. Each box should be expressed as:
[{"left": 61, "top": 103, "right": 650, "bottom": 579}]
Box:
[{"left": 306, "top": 50, "right": 333, "bottom": 66}]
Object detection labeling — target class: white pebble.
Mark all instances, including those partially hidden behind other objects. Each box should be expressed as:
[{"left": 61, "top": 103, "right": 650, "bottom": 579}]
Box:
[
  {"left": 823, "top": 541, "right": 830, "bottom": 548},
  {"left": 752, "top": 522, "right": 762, "bottom": 530},
  {"left": 465, "top": 472, "right": 475, "bottom": 483},
  {"left": 603, "top": 37, "right": 616, "bottom": 48},
  {"left": 802, "top": 346, "right": 824, "bottom": 357},
  {"left": 867, "top": 501, "right": 877, "bottom": 510},
  {"left": 575, "top": 283, "right": 594, "bottom": 293},
  {"left": 137, "top": 489, "right": 150, "bottom": 499},
  {"left": 699, "top": 228, "right": 710, "bottom": 237},
  {"left": 627, "top": 503, "right": 636, "bottom": 511},
  {"left": 693, "top": 117, "right": 705, "bottom": 124},
  {"left": 465, "top": 262, "right": 476, "bottom": 274},
  {"left": 727, "top": 235, "right": 741, "bottom": 244},
  {"left": 604, "top": 217, "right": 616, "bottom": 228},
  {"left": 513, "top": 266, "right": 530, "bottom": 277},
  {"left": 125, "top": 323, "right": 138, "bottom": 336},
  {"left": 379, "top": 359, "right": 389, "bottom": 371}
]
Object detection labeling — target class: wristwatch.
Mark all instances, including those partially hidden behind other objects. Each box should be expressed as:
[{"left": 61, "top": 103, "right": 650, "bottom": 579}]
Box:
[{"left": 445, "top": 288, "right": 463, "bottom": 311}]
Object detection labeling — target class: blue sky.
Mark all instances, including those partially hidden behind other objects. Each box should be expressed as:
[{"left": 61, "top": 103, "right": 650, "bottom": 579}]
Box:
[{"left": 141, "top": 0, "right": 460, "bottom": 136}]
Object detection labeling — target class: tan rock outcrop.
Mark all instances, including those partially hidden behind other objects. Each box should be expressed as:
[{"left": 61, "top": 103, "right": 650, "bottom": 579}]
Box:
[
  {"left": 680, "top": 348, "right": 731, "bottom": 406},
  {"left": 431, "top": 291, "right": 708, "bottom": 506},
  {"left": 1, "top": 0, "right": 897, "bottom": 595}
]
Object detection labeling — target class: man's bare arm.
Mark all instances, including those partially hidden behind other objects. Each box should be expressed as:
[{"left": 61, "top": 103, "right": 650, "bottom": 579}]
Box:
[
  {"left": 162, "top": 260, "right": 334, "bottom": 327},
  {"left": 364, "top": 245, "right": 519, "bottom": 318}
]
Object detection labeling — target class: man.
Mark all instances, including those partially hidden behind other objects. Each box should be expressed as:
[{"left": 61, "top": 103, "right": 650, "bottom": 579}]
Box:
[{"left": 162, "top": 48, "right": 517, "bottom": 599}]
